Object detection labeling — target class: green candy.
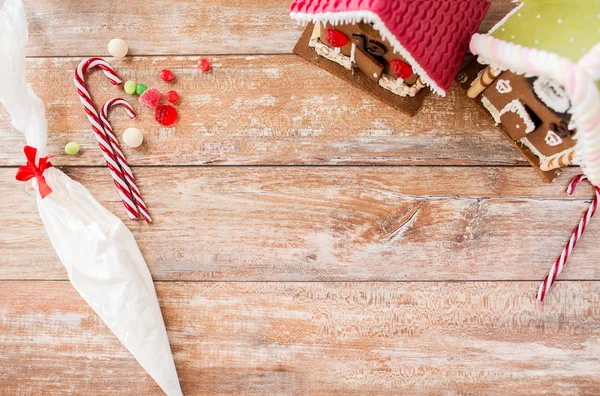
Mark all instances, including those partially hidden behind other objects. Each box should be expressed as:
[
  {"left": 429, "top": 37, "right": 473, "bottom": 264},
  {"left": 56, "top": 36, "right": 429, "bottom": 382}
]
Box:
[
  {"left": 65, "top": 141, "right": 80, "bottom": 155},
  {"left": 124, "top": 80, "right": 137, "bottom": 95},
  {"left": 135, "top": 83, "right": 148, "bottom": 96}
]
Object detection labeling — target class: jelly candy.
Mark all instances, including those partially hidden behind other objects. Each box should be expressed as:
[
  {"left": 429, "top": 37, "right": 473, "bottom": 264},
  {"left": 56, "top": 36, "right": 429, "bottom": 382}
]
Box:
[
  {"left": 165, "top": 90, "right": 179, "bottom": 103},
  {"left": 155, "top": 105, "right": 178, "bottom": 126},
  {"left": 138, "top": 87, "right": 161, "bottom": 109}
]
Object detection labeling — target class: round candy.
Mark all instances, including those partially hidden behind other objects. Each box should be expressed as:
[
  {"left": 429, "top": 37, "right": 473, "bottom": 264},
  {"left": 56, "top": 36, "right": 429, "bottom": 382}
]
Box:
[
  {"left": 165, "top": 90, "right": 179, "bottom": 103},
  {"left": 124, "top": 80, "right": 137, "bottom": 95},
  {"left": 123, "top": 128, "right": 144, "bottom": 148},
  {"left": 198, "top": 58, "right": 211, "bottom": 72},
  {"left": 155, "top": 105, "right": 178, "bottom": 126},
  {"left": 64, "top": 141, "right": 80, "bottom": 155},
  {"left": 108, "top": 38, "right": 128, "bottom": 59},
  {"left": 135, "top": 83, "right": 148, "bottom": 96},
  {"left": 160, "top": 69, "right": 175, "bottom": 82}
]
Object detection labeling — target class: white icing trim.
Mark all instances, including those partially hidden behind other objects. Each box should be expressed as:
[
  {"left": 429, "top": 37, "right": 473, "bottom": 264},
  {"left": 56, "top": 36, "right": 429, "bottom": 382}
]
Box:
[
  {"left": 487, "top": 1, "right": 524, "bottom": 34},
  {"left": 378, "top": 74, "right": 419, "bottom": 97},
  {"left": 311, "top": 39, "right": 352, "bottom": 69},
  {"left": 481, "top": 95, "right": 501, "bottom": 123},
  {"left": 498, "top": 99, "right": 536, "bottom": 133},
  {"left": 290, "top": 10, "right": 445, "bottom": 96}
]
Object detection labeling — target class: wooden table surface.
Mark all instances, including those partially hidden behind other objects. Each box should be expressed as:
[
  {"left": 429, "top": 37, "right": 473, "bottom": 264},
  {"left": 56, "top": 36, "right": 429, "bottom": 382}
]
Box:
[{"left": 2, "top": 1, "right": 600, "bottom": 394}]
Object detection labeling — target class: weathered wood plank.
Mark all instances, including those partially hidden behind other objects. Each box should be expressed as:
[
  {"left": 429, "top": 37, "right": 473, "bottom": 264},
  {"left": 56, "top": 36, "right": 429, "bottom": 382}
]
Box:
[
  {"left": 0, "top": 56, "right": 523, "bottom": 166},
  {"left": 1, "top": 281, "right": 599, "bottom": 395},
  {"left": 23, "top": 0, "right": 516, "bottom": 57},
  {"left": 1, "top": 167, "right": 598, "bottom": 281}
]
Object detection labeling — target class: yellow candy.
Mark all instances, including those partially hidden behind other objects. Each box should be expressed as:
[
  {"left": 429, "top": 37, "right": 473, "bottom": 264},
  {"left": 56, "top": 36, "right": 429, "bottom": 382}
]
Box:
[{"left": 124, "top": 80, "right": 137, "bottom": 95}]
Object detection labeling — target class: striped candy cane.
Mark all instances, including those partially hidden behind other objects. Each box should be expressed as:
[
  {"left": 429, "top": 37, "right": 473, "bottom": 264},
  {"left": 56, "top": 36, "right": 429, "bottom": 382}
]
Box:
[
  {"left": 74, "top": 58, "right": 140, "bottom": 220},
  {"left": 537, "top": 174, "right": 600, "bottom": 301},
  {"left": 100, "top": 98, "right": 152, "bottom": 223}
]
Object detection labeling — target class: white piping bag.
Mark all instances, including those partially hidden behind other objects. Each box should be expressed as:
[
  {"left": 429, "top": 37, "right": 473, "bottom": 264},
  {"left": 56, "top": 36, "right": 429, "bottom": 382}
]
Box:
[{"left": 0, "top": 1, "right": 183, "bottom": 394}]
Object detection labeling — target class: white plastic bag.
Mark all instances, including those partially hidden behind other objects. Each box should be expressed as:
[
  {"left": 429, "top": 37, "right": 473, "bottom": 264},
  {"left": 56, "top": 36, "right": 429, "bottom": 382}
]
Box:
[{"left": 0, "top": 1, "right": 182, "bottom": 394}]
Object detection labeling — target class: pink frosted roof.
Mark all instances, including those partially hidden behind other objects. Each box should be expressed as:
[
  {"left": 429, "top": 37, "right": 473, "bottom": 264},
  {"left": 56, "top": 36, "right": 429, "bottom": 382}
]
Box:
[{"left": 290, "top": 0, "right": 490, "bottom": 96}]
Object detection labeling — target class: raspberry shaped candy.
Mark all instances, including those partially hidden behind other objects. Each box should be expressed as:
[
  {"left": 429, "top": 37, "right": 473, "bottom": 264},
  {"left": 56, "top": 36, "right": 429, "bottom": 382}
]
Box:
[
  {"left": 165, "top": 90, "right": 179, "bottom": 103},
  {"left": 326, "top": 29, "right": 348, "bottom": 48},
  {"left": 390, "top": 59, "right": 413, "bottom": 80},
  {"left": 159, "top": 69, "right": 175, "bottom": 82},
  {"left": 138, "top": 87, "right": 161, "bottom": 109},
  {"left": 155, "top": 105, "right": 178, "bottom": 126},
  {"left": 198, "top": 58, "right": 211, "bottom": 72}
]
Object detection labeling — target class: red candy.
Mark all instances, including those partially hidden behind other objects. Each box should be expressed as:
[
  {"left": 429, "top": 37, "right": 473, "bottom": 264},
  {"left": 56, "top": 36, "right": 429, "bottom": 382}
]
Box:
[
  {"left": 166, "top": 90, "right": 179, "bottom": 103},
  {"left": 326, "top": 29, "right": 348, "bottom": 48},
  {"left": 138, "top": 87, "right": 161, "bottom": 109},
  {"left": 155, "top": 105, "right": 178, "bottom": 126},
  {"left": 198, "top": 58, "right": 211, "bottom": 72},
  {"left": 390, "top": 59, "right": 413, "bottom": 79},
  {"left": 159, "top": 69, "right": 175, "bottom": 82}
]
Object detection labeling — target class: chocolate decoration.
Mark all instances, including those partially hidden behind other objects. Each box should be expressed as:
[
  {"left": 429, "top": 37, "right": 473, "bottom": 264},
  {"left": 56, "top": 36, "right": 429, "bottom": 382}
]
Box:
[
  {"left": 351, "top": 33, "right": 367, "bottom": 50},
  {"left": 366, "top": 40, "right": 387, "bottom": 57},
  {"left": 550, "top": 120, "right": 572, "bottom": 138}
]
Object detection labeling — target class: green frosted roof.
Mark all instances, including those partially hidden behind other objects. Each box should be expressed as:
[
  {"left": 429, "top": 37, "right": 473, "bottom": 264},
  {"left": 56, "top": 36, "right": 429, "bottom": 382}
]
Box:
[{"left": 491, "top": 1, "right": 600, "bottom": 63}]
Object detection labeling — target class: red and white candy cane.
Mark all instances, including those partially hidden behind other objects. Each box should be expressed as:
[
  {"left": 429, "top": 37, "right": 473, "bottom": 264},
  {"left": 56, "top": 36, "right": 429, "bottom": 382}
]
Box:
[
  {"left": 74, "top": 58, "right": 140, "bottom": 220},
  {"left": 537, "top": 174, "right": 600, "bottom": 301},
  {"left": 100, "top": 98, "right": 152, "bottom": 223}
]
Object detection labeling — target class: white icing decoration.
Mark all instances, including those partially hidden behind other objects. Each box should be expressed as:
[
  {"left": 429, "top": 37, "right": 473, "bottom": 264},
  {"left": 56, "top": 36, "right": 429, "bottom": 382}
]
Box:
[
  {"left": 498, "top": 99, "right": 536, "bottom": 133},
  {"left": 310, "top": 39, "right": 352, "bottom": 70},
  {"left": 532, "top": 78, "right": 570, "bottom": 113},
  {"left": 379, "top": 74, "right": 418, "bottom": 97},
  {"left": 481, "top": 95, "right": 501, "bottom": 124},
  {"left": 457, "top": 72, "right": 468, "bottom": 84},
  {"left": 545, "top": 130, "right": 563, "bottom": 146},
  {"left": 495, "top": 79, "right": 512, "bottom": 94}
]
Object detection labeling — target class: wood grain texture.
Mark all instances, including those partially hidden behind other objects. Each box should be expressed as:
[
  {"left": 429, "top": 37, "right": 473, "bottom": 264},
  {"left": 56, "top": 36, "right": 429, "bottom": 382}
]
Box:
[
  {"left": 2, "top": 167, "right": 598, "bottom": 282},
  {"left": 0, "top": 56, "right": 523, "bottom": 167},
  {"left": 2, "top": 281, "right": 600, "bottom": 395},
  {"left": 22, "top": 0, "right": 516, "bottom": 57}
]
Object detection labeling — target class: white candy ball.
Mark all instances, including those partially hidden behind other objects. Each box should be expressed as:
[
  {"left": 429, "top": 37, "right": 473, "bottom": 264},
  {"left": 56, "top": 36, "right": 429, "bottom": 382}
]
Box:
[
  {"left": 108, "top": 38, "right": 129, "bottom": 59},
  {"left": 123, "top": 128, "right": 143, "bottom": 148}
]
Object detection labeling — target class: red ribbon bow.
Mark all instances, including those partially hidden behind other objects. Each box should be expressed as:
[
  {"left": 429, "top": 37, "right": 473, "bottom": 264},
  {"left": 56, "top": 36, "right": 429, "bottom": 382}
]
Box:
[{"left": 15, "top": 145, "right": 53, "bottom": 199}]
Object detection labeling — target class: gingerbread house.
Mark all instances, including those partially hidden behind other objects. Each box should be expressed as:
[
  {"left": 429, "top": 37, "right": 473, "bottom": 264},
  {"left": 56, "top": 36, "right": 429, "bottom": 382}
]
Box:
[
  {"left": 458, "top": 1, "right": 600, "bottom": 183},
  {"left": 290, "top": 0, "right": 490, "bottom": 116}
]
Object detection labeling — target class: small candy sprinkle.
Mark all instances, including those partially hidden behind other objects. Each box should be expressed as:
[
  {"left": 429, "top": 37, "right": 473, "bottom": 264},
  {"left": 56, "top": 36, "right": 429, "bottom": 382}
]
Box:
[
  {"left": 159, "top": 69, "right": 175, "bottom": 82},
  {"left": 198, "top": 58, "right": 211, "bottom": 72},
  {"left": 138, "top": 87, "right": 161, "bottom": 109},
  {"left": 155, "top": 105, "right": 178, "bottom": 126},
  {"left": 122, "top": 128, "right": 144, "bottom": 148},
  {"left": 124, "top": 80, "right": 137, "bottom": 95},
  {"left": 108, "top": 38, "right": 128, "bottom": 59},
  {"left": 135, "top": 83, "right": 148, "bottom": 96},
  {"left": 165, "top": 90, "right": 179, "bottom": 103},
  {"left": 65, "top": 141, "right": 80, "bottom": 155}
]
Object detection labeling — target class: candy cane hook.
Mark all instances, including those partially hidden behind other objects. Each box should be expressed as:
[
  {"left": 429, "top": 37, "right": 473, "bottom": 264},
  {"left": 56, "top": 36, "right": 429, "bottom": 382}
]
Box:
[
  {"left": 537, "top": 174, "right": 600, "bottom": 301},
  {"left": 100, "top": 98, "right": 152, "bottom": 223},
  {"left": 74, "top": 58, "right": 140, "bottom": 220}
]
